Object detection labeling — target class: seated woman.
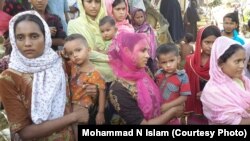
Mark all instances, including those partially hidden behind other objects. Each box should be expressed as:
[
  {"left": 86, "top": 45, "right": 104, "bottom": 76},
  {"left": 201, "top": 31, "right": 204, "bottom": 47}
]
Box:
[
  {"left": 0, "top": 11, "right": 95, "bottom": 140},
  {"left": 108, "top": 32, "right": 183, "bottom": 124},
  {"left": 201, "top": 36, "right": 250, "bottom": 125}
]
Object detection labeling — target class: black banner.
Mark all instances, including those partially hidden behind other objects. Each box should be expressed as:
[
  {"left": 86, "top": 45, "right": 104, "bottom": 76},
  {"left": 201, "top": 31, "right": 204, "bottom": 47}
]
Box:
[{"left": 78, "top": 125, "right": 250, "bottom": 139}]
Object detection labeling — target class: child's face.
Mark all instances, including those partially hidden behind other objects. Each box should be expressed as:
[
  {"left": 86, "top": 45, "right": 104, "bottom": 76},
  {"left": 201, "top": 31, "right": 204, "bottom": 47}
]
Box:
[
  {"left": 112, "top": 2, "right": 127, "bottom": 22},
  {"left": 64, "top": 39, "right": 90, "bottom": 66},
  {"left": 219, "top": 49, "right": 245, "bottom": 79},
  {"left": 100, "top": 23, "right": 117, "bottom": 41},
  {"left": 223, "top": 17, "right": 237, "bottom": 34},
  {"left": 201, "top": 35, "right": 217, "bottom": 56},
  {"left": 158, "top": 52, "right": 180, "bottom": 74},
  {"left": 133, "top": 11, "right": 145, "bottom": 26}
]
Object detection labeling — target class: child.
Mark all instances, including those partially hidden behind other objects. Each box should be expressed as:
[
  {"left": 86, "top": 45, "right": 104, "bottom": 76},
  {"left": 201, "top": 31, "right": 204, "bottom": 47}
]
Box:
[
  {"left": 179, "top": 33, "right": 194, "bottom": 69},
  {"left": 99, "top": 16, "right": 117, "bottom": 54},
  {"left": 155, "top": 43, "right": 191, "bottom": 124},
  {"left": 131, "top": 8, "right": 157, "bottom": 74},
  {"left": 64, "top": 34, "right": 106, "bottom": 138}
]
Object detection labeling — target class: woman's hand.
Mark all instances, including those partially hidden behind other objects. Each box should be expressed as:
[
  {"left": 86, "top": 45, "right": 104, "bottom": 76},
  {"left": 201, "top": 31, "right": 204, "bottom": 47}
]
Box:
[
  {"left": 170, "top": 105, "right": 184, "bottom": 118},
  {"left": 160, "top": 103, "right": 170, "bottom": 113},
  {"left": 73, "top": 104, "right": 89, "bottom": 124},
  {"left": 96, "top": 112, "right": 105, "bottom": 125}
]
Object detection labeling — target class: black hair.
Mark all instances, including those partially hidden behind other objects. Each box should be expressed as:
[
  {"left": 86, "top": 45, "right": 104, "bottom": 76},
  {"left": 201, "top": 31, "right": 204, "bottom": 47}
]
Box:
[
  {"left": 248, "top": 19, "right": 250, "bottom": 28},
  {"left": 112, "top": 0, "right": 126, "bottom": 8},
  {"left": 218, "top": 44, "right": 245, "bottom": 65},
  {"left": 14, "top": 14, "right": 45, "bottom": 37},
  {"left": 65, "top": 33, "right": 89, "bottom": 48},
  {"left": 156, "top": 43, "right": 179, "bottom": 59},
  {"left": 223, "top": 12, "right": 240, "bottom": 32},
  {"left": 184, "top": 33, "right": 194, "bottom": 43},
  {"left": 99, "top": 16, "right": 116, "bottom": 27},
  {"left": 201, "top": 25, "right": 221, "bottom": 41}
]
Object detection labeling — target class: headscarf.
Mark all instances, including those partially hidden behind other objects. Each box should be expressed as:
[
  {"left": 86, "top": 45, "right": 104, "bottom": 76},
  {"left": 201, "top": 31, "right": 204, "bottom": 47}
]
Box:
[
  {"left": 68, "top": 0, "right": 114, "bottom": 82},
  {"left": 131, "top": 8, "right": 157, "bottom": 59},
  {"left": 244, "top": 44, "right": 250, "bottom": 78},
  {"left": 68, "top": 0, "right": 106, "bottom": 49},
  {"left": 201, "top": 36, "right": 250, "bottom": 125},
  {"left": 9, "top": 10, "right": 66, "bottom": 124},
  {"left": 105, "top": 0, "right": 134, "bottom": 33},
  {"left": 184, "top": 26, "right": 210, "bottom": 114},
  {"left": 0, "top": 11, "right": 12, "bottom": 36},
  {"left": 108, "top": 32, "right": 161, "bottom": 120}
]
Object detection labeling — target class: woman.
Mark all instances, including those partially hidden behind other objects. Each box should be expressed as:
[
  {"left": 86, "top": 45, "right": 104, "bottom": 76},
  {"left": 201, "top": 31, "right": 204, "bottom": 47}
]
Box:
[
  {"left": 29, "top": 0, "right": 66, "bottom": 51},
  {"left": 68, "top": 0, "right": 114, "bottom": 83},
  {"left": 184, "top": 0, "right": 200, "bottom": 41},
  {"left": 160, "top": 0, "right": 184, "bottom": 43},
  {"left": 184, "top": 25, "right": 221, "bottom": 124},
  {"left": 105, "top": 0, "right": 134, "bottom": 33},
  {"left": 201, "top": 36, "right": 250, "bottom": 125},
  {"left": 108, "top": 32, "right": 183, "bottom": 124},
  {"left": 0, "top": 11, "right": 90, "bottom": 140}
]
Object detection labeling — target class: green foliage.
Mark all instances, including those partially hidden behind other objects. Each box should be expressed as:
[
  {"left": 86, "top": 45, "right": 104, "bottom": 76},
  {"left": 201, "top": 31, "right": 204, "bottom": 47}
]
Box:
[{"left": 208, "top": 0, "right": 222, "bottom": 7}]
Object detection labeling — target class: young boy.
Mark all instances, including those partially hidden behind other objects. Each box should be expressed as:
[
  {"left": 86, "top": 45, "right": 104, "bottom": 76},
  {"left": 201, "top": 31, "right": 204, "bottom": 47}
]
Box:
[
  {"left": 155, "top": 43, "right": 191, "bottom": 124},
  {"left": 98, "top": 16, "right": 117, "bottom": 54},
  {"left": 64, "top": 34, "right": 106, "bottom": 138},
  {"left": 179, "top": 33, "right": 194, "bottom": 69}
]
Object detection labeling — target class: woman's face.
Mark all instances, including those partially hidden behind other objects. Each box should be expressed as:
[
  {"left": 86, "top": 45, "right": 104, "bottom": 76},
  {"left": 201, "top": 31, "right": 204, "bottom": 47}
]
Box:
[
  {"left": 82, "top": 0, "right": 101, "bottom": 20},
  {"left": 29, "top": 0, "right": 48, "bottom": 12},
  {"left": 112, "top": 1, "right": 126, "bottom": 22},
  {"left": 132, "top": 39, "right": 149, "bottom": 68},
  {"left": 134, "top": 11, "right": 145, "bottom": 26},
  {"left": 15, "top": 20, "right": 45, "bottom": 59},
  {"left": 201, "top": 35, "right": 217, "bottom": 56},
  {"left": 220, "top": 49, "right": 246, "bottom": 79}
]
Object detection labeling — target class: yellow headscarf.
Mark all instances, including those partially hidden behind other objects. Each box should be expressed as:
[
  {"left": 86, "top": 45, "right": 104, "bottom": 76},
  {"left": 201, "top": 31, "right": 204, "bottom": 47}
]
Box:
[{"left": 68, "top": 0, "right": 114, "bottom": 82}]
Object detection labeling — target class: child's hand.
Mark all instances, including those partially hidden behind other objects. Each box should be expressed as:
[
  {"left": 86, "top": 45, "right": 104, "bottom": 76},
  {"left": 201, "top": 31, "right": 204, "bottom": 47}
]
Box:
[
  {"left": 96, "top": 112, "right": 105, "bottom": 125},
  {"left": 82, "top": 84, "right": 98, "bottom": 99},
  {"left": 196, "top": 91, "right": 202, "bottom": 100}
]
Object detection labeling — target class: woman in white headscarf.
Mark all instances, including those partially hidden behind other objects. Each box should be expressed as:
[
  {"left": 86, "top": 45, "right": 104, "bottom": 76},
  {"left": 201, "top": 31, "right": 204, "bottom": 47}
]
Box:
[{"left": 0, "top": 10, "right": 89, "bottom": 140}]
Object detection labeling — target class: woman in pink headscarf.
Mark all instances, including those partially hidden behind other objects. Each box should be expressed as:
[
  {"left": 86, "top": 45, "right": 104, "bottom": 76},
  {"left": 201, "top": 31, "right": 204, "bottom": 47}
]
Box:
[
  {"left": 201, "top": 36, "right": 250, "bottom": 125},
  {"left": 105, "top": 0, "right": 134, "bottom": 33},
  {"left": 108, "top": 32, "right": 183, "bottom": 124}
]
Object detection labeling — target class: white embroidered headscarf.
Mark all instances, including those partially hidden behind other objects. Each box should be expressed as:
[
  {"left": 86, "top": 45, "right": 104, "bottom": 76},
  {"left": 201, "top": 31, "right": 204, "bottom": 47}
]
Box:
[{"left": 8, "top": 10, "right": 66, "bottom": 124}]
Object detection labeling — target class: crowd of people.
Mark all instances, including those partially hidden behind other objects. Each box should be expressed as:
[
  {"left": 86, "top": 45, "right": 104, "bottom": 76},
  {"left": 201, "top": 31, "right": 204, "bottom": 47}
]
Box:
[{"left": 0, "top": 0, "right": 250, "bottom": 140}]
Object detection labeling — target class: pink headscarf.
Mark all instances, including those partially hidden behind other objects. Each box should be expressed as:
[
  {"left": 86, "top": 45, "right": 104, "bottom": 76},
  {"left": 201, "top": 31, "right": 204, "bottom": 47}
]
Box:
[
  {"left": 201, "top": 36, "right": 250, "bottom": 125},
  {"left": 105, "top": 0, "right": 134, "bottom": 33},
  {"left": 0, "top": 11, "right": 12, "bottom": 35},
  {"left": 108, "top": 32, "right": 161, "bottom": 120}
]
